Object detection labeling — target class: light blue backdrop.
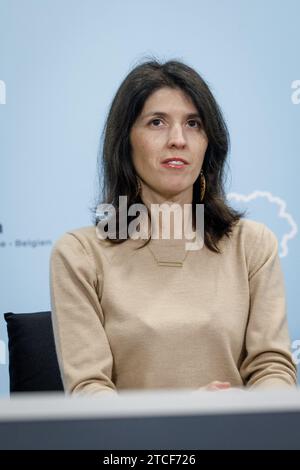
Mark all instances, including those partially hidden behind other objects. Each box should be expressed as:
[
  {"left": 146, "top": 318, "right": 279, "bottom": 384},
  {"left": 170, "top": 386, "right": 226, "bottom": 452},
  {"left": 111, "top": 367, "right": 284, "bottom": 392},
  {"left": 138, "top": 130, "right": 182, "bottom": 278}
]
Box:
[{"left": 1, "top": 0, "right": 299, "bottom": 395}]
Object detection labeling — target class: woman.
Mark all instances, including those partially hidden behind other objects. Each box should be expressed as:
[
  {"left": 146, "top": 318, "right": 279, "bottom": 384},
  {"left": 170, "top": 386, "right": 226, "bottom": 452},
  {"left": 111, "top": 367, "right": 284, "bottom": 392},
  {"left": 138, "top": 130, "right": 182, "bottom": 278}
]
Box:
[{"left": 50, "top": 60, "right": 297, "bottom": 395}]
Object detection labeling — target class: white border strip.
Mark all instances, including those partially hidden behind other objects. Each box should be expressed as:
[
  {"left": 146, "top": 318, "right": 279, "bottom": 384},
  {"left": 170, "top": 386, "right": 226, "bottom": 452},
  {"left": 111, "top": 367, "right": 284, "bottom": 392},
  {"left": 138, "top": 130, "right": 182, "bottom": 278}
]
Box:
[{"left": 1, "top": 388, "right": 300, "bottom": 422}]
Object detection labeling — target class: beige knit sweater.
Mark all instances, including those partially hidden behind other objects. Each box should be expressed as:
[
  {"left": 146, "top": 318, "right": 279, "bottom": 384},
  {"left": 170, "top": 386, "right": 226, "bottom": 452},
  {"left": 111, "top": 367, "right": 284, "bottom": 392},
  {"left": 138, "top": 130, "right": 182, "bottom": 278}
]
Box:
[{"left": 50, "top": 218, "right": 297, "bottom": 395}]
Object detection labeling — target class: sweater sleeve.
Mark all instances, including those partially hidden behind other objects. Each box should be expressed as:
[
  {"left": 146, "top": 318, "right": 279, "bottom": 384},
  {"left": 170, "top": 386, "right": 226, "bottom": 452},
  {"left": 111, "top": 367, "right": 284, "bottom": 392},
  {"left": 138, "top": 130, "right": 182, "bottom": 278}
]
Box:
[
  {"left": 49, "top": 232, "right": 117, "bottom": 396},
  {"left": 239, "top": 224, "right": 297, "bottom": 389}
]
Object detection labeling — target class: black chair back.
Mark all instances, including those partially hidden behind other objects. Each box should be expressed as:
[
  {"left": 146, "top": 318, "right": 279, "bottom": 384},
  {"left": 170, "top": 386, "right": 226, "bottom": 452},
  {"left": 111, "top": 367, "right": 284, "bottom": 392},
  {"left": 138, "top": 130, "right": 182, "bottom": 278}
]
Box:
[{"left": 4, "top": 311, "right": 64, "bottom": 393}]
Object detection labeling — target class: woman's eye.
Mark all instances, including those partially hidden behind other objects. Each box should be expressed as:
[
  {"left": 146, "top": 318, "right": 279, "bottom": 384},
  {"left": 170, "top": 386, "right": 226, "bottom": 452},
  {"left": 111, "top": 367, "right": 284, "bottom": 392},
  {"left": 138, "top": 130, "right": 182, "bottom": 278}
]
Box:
[
  {"left": 187, "top": 120, "right": 201, "bottom": 128},
  {"left": 150, "top": 118, "right": 163, "bottom": 127},
  {"left": 149, "top": 118, "right": 201, "bottom": 128}
]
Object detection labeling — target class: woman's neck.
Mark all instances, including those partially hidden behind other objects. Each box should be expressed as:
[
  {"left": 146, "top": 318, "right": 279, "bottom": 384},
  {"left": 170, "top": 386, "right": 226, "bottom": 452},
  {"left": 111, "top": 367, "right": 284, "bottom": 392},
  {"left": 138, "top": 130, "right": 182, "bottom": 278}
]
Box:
[{"left": 140, "top": 183, "right": 194, "bottom": 240}]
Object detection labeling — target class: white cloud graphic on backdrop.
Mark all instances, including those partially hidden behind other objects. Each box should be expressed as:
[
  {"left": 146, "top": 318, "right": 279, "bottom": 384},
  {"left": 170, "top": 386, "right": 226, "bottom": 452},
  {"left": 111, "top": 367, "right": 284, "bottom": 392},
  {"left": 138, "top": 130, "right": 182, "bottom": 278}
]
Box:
[{"left": 227, "top": 191, "right": 298, "bottom": 258}]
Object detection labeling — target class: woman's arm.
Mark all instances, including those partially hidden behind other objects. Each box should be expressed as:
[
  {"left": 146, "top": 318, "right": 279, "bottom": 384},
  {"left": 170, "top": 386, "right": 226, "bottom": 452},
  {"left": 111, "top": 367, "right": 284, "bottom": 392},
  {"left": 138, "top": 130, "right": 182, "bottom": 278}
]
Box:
[
  {"left": 239, "top": 224, "right": 297, "bottom": 389},
  {"left": 50, "top": 232, "right": 117, "bottom": 396}
]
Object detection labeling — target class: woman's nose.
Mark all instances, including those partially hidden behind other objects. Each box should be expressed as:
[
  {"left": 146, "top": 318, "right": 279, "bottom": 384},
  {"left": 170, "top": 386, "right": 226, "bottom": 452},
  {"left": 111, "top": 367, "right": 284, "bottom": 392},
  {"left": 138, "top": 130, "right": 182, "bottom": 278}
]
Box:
[{"left": 167, "top": 124, "right": 187, "bottom": 148}]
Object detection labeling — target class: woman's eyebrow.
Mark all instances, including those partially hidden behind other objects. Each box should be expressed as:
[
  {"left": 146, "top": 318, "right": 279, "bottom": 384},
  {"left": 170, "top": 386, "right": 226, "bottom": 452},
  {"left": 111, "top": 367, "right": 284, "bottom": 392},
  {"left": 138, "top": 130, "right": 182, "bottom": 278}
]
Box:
[{"left": 142, "top": 111, "right": 201, "bottom": 119}]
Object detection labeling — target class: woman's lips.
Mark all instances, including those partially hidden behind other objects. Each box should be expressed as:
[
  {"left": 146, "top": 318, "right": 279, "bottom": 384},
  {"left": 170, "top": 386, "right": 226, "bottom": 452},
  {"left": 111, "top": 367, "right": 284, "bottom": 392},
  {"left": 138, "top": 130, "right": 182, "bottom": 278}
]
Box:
[{"left": 161, "top": 161, "right": 188, "bottom": 169}]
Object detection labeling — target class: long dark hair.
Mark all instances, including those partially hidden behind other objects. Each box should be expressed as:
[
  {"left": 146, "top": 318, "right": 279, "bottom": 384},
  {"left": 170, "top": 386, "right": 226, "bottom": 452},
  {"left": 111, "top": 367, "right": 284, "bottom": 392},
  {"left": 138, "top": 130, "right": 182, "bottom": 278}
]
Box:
[{"left": 93, "top": 59, "right": 244, "bottom": 253}]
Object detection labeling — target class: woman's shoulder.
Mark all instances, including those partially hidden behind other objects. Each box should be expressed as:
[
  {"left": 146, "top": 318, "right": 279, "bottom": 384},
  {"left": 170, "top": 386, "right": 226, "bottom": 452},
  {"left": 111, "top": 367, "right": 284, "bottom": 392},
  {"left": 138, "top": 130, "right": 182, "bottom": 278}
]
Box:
[
  {"left": 50, "top": 225, "right": 108, "bottom": 264},
  {"left": 51, "top": 225, "right": 136, "bottom": 267},
  {"left": 50, "top": 226, "right": 111, "bottom": 286},
  {"left": 229, "top": 218, "right": 279, "bottom": 271},
  {"left": 52, "top": 225, "right": 99, "bottom": 250},
  {"left": 233, "top": 218, "right": 278, "bottom": 246}
]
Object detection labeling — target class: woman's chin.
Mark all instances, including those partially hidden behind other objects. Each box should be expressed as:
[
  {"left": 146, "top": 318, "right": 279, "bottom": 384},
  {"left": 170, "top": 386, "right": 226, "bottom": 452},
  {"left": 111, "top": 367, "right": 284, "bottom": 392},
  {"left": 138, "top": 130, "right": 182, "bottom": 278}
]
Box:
[{"left": 159, "top": 189, "right": 190, "bottom": 201}]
